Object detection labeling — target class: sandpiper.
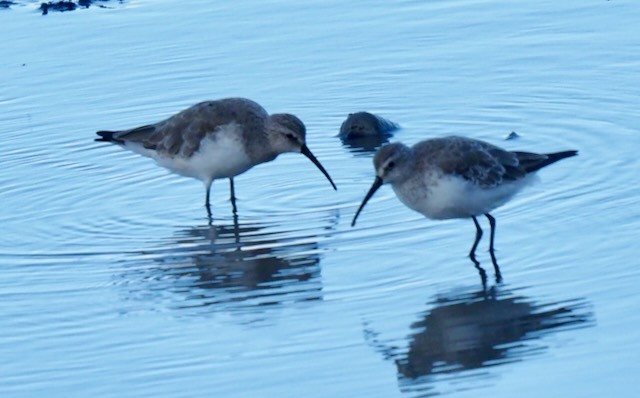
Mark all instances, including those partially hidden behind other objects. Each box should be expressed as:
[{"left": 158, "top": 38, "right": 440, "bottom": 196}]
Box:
[
  {"left": 339, "top": 112, "right": 400, "bottom": 153},
  {"left": 351, "top": 136, "right": 577, "bottom": 284},
  {"left": 95, "top": 98, "right": 337, "bottom": 216},
  {"left": 339, "top": 112, "right": 399, "bottom": 139}
]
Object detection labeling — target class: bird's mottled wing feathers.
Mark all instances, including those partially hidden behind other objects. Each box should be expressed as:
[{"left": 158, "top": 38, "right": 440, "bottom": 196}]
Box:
[
  {"left": 511, "top": 151, "right": 552, "bottom": 173},
  {"left": 114, "top": 98, "right": 269, "bottom": 157},
  {"left": 415, "top": 136, "right": 526, "bottom": 188},
  {"left": 112, "top": 125, "right": 157, "bottom": 144}
]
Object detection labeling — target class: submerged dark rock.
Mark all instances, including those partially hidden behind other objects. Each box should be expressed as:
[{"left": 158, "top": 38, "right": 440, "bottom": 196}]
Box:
[
  {"left": 0, "top": 1, "right": 16, "bottom": 9},
  {"left": 339, "top": 111, "right": 399, "bottom": 153},
  {"left": 40, "top": 1, "right": 76, "bottom": 14},
  {"left": 39, "top": 0, "right": 121, "bottom": 15},
  {"left": 506, "top": 131, "right": 520, "bottom": 140}
]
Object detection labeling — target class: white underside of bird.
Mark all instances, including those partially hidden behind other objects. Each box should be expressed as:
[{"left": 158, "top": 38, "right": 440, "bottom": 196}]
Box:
[
  {"left": 392, "top": 172, "right": 539, "bottom": 220},
  {"left": 121, "top": 123, "right": 253, "bottom": 183}
]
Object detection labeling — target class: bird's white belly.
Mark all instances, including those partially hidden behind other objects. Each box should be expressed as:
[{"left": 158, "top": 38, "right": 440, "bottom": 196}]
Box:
[
  {"left": 127, "top": 129, "right": 253, "bottom": 182},
  {"left": 393, "top": 174, "right": 536, "bottom": 220}
]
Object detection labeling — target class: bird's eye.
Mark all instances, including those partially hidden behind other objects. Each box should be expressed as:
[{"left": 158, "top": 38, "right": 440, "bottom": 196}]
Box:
[
  {"left": 387, "top": 161, "right": 395, "bottom": 170},
  {"left": 285, "top": 134, "right": 297, "bottom": 142}
]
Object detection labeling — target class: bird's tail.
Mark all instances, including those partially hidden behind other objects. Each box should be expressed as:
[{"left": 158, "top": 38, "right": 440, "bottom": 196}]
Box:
[
  {"left": 538, "top": 150, "right": 579, "bottom": 171},
  {"left": 95, "top": 130, "right": 121, "bottom": 143},
  {"left": 515, "top": 150, "right": 578, "bottom": 173}
]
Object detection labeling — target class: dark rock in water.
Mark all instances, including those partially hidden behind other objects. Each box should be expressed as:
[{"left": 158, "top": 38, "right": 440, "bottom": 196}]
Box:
[
  {"left": 39, "top": 0, "right": 120, "bottom": 14},
  {"left": 40, "top": 1, "right": 77, "bottom": 14},
  {"left": 0, "top": 1, "right": 16, "bottom": 8},
  {"left": 506, "top": 131, "right": 520, "bottom": 140},
  {"left": 339, "top": 111, "right": 398, "bottom": 138},
  {"left": 339, "top": 112, "right": 399, "bottom": 153}
]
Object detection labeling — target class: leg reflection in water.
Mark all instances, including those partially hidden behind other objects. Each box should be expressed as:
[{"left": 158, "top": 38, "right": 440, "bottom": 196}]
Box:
[
  {"left": 121, "top": 213, "right": 339, "bottom": 314},
  {"left": 364, "top": 286, "right": 593, "bottom": 396}
]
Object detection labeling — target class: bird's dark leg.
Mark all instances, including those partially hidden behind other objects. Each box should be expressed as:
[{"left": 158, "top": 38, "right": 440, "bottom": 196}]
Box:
[
  {"left": 469, "top": 216, "right": 483, "bottom": 263},
  {"left": 470, "top": 216, "right": 487, "bottom": 289},
  {"left": 485, "top": 213, "right": 502, "bottom": 283},
  {"left": 232, "top": 209, "right": 240, "bottom": 246},
  {"left": 228, "top": 179, "right": 240, "bottom": 247},
  {"left": 229, "top": 178, "right": 238, "bottom": 215},
  {"left": 205, "top": 180, "right": 213, "bottom": 223}
]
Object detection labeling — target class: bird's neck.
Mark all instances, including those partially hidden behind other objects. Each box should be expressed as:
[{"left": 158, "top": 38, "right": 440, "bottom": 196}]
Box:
[{"left": 253, "top": 142, "right": 279, "bottom": 164}]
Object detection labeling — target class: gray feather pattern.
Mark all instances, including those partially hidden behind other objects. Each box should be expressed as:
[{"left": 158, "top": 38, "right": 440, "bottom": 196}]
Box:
[
  {"left": 414, "top": 136, "right": 530, "bottom": 188},
  {"left": 113, "top": 98, "right": 269, "bottom": 158}
]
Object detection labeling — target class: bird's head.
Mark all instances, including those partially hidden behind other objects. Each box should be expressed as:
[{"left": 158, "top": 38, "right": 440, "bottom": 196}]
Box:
[
  {"left": 352, "top": 142, "right": 414, "bottom": 226},
  {"left": 373, "top": 142, "right": 414, "bottom": 184},
  {"left": 265, "top": 113, "right": 336, "bottom": 190},
  {"left": 266, "top": 113, "right": 307, "bottom": 154}
]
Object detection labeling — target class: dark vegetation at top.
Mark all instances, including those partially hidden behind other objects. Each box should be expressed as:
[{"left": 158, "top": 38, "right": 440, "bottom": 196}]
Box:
[
  {"left": 40, "top": 0, "right": 122, "bottom": 14},
  {"left": 0, "top": 0, "right": 123, "bottom": 14}
]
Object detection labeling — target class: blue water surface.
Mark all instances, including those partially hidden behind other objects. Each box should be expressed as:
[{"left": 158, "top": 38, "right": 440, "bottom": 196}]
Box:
[{"left": 1, "top": 1, "right": 639, "bottom": 397}]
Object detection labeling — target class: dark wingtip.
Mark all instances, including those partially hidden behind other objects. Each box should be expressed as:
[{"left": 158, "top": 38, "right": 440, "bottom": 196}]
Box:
[
  {"left": 522, "top": 149, "right": 579, "bottom": 173},
  {"left": 551, "top": 150, "right": 579, "bottom": 160},
  {"left": 95, "top": 130, "right": 115, "bottom": 142}
]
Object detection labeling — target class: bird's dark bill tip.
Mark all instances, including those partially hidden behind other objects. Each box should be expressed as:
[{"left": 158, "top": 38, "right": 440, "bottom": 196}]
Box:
[
  {"left": 301, "top": 145, "right": 337, "bottom": 190},
  {"left": 351, "top": 176, "right": 383, "bottom": 227}
]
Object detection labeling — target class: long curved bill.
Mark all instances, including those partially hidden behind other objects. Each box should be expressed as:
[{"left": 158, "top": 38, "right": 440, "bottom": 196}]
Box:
[
  {"left": 301, "top": 144, "right": 337, "bottom": 190},
  {"left": 351, "top": 176, "right": 383, "bottom": 226}
]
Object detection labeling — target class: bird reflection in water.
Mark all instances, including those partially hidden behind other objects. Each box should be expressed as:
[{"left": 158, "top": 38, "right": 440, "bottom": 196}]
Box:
[
  {"left": 338, "top": 111, "right": 399, "bottom": 153},
  {"left": 126, "top": 215, "right": 328, "bottom": 313},
  {"left": 365, "top": 286, "right": 593, "bottom": 396}
]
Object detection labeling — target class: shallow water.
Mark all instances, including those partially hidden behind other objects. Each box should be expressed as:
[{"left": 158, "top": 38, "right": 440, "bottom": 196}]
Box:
[{"left": 1, "top": 1, "right": 639, "bottom": 397}]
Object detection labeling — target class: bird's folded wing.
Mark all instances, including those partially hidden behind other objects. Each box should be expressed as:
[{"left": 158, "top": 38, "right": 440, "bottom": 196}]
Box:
[
  {"left": 511, "top": 151, "right": 555, "bottom": 173},
  {"left": 425, "top": 137, "right": 527, "bottom": 188},
  {"left": 113, "top": 100, "right": 267, "bottom": 157}
]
